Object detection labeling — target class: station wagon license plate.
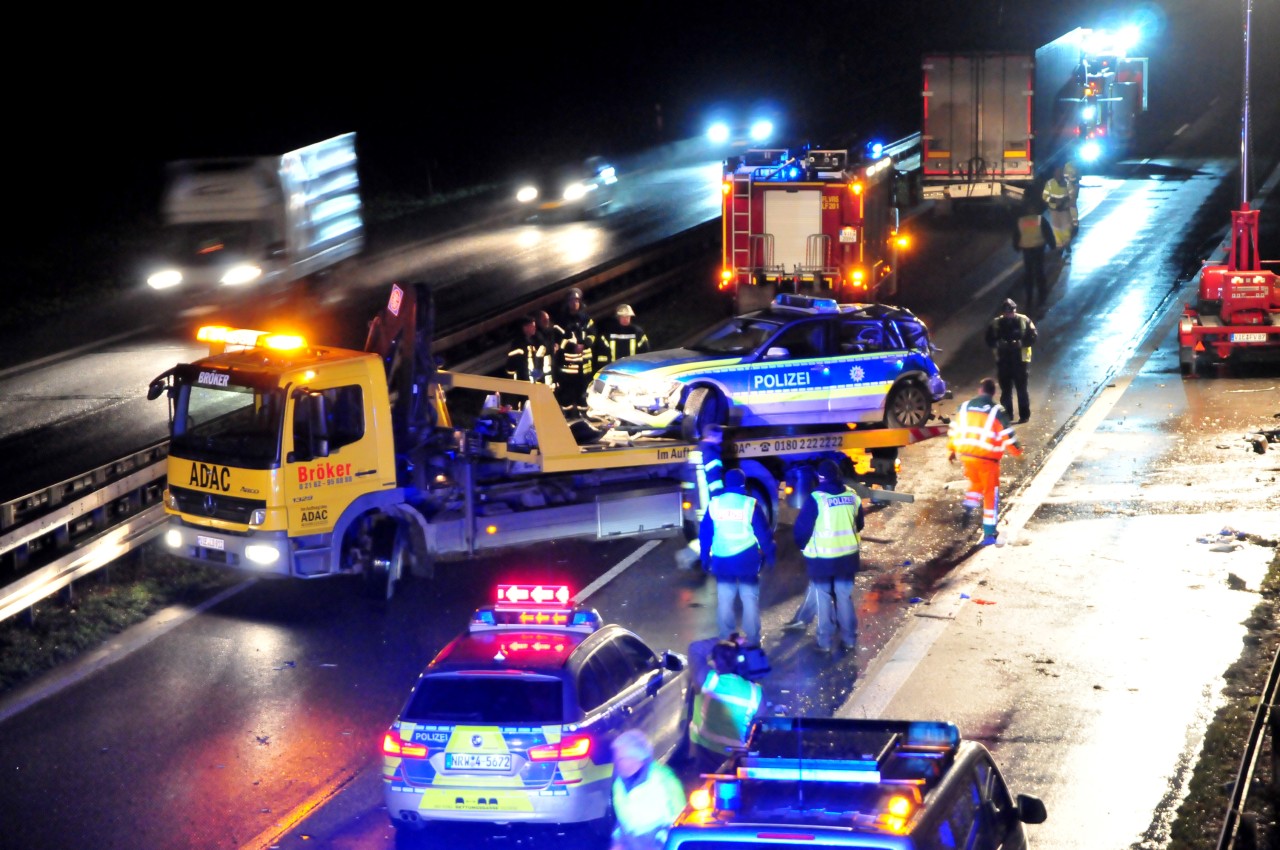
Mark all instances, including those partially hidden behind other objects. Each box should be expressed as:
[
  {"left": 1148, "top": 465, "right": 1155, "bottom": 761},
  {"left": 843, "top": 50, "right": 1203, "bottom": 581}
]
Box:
[
  {"left": 446, "top": 753, "right": 512, "bottom": 771},
  {"left": 196, "top": 535, "right": 225, "bottom": 551},
  {"left": 1231, "top": 332, "right": 1267, "bottom": 342}
]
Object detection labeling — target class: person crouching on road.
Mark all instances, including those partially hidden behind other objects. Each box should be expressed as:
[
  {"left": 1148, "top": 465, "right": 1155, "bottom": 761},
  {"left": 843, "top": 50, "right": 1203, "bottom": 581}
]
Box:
[
  {"left": 947, "top": 377, "right": 1023, "bottom": 546},
  {"left": 688, "top": 638, "right": 765, "bottom": 773},
  {"left": 700, "top": 467, "right": 775, "bottom": 646},
  {"left": 610, "top": 729, "right": 687, "bottom": 850},
  {"left": 794, "top": 459, "right": 864, "bottom": 655}
]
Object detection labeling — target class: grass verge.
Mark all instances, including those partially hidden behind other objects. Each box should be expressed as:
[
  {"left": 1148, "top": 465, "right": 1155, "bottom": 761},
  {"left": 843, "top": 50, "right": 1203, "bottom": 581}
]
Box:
[{"left": 0, "top": 550, "right": 237, "bottom": 696}]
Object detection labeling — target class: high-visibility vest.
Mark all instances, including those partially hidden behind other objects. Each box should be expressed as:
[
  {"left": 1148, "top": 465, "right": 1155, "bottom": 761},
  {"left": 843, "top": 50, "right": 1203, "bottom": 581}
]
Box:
[
  {"left": 690, "top": 670, "right": 762, "bottom": 753},
  {"left": 1043, "top": 178, "right": 1071, "bottom": 211},
  {"left": 707, "top": 492, "right": 758, "bottom": 558},
  {"left": 610, "top": 761, "right": 687, "bottom": 848},
  {"left": 1016, "top": 214, "right": 1046, "bottom": 249},
  {"left": 801, "top": 489, "right": 862, "bottom": 559},
  {"left": 947, "top": 399, "right": 1015, "bottom": 461}
]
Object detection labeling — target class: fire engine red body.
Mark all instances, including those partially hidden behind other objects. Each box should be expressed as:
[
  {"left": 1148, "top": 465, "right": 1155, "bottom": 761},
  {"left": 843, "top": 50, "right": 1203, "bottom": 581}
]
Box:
[
  {"left": 1178, "top": 206, "right": 1280, "bottom": 374},
  {"left": 718, "top": 135, "right": 922, "bottom": 313}
]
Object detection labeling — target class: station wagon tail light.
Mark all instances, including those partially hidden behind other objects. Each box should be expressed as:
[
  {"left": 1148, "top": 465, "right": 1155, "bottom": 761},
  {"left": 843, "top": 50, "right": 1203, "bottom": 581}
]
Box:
[
  {"left": 382, "top": 729, "right": 428, "bottom": 759},
  {"left": 527, "top": 733, "right": 593, "bottom": 762}
]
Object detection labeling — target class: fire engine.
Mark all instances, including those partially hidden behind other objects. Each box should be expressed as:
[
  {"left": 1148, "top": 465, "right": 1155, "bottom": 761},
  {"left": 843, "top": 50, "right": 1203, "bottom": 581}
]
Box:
[{"left": 718, "top": 134, "right": 923, "bottom": 313}]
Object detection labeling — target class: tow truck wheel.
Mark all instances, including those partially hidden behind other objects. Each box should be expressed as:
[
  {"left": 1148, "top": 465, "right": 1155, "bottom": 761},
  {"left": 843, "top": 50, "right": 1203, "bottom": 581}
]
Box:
[
  {"left": 364, "top": 519, "right": 407, "bottom": 601},
  {"left": 681, "top": 387, "right": 727, "bottom": 442},
  {"left": 884, "top": 381, "right": 932, "bottom": 429}
]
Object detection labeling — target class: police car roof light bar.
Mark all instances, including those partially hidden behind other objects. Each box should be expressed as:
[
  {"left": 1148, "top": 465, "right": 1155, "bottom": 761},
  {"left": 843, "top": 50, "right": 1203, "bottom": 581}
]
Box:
[
  {"left": 772, "top": 293, "right": 840, "bottom": 313},
  {"left": 496, "top": 583, "right": 572, "bottom": 607}
]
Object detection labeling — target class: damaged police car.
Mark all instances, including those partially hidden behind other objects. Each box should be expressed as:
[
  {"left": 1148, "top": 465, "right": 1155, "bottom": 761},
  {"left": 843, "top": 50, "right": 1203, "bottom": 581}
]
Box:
[{"left": 586, "top": 294, "right": 948, "bottom": 441}]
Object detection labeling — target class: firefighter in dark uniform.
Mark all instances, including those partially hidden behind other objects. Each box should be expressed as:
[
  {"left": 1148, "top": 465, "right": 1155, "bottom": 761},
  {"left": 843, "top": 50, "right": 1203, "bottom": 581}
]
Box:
[
  {"left": 553, "top": 287, "right": 596, "bottom": 414},
  {"left": 504, "top": 314, "right": 552, "bottom": 386},
  {"left": 984, "top": 299, "right": 1037, "bottom": 424},
  {"left": 595, "top": 304, "right": 650, "bottom": 371}
]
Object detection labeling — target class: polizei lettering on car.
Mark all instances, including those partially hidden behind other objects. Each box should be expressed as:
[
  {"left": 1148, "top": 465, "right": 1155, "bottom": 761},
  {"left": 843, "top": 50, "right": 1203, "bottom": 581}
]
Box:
[{"left": 752, "top": 371, "right": 811, "bottom": 389}]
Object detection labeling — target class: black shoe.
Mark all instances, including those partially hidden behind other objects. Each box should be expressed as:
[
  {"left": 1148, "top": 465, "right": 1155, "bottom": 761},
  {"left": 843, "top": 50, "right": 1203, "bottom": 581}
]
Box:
[
  {"left": 781, "top": 620, "right": 807, "bottom": 633},
  {"left": 813, "top": 644, "right": 834, "bottom": 655},
  {"left": 1017, "top": 415, "right": 1029, "bottom": 424}
]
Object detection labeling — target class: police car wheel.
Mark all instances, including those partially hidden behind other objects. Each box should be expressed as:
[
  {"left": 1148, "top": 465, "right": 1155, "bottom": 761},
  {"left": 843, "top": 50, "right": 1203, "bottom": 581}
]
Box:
[
  {"left": 681, "top": 387, "right": 726, "bottom": 442},
  {"left": 884, "top": 381, "right": 931, "bottom": 429}
]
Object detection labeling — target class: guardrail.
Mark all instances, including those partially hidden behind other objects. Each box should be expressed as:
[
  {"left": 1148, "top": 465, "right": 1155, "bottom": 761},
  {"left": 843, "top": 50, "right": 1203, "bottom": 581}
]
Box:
[
  {"left": 0, "top": 227, "right": 718, "bottom": 624},
  {"left": 1218, "top": 641, "right": 1280, "bottom": 849}
]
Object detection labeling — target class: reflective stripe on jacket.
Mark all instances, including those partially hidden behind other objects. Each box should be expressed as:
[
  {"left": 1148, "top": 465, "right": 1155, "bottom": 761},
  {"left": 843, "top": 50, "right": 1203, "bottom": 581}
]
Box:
[
  {"left": 1016, "top": 214, "right": 1046, "bottom": 249},
  {"left": 947, "top": 398, "right": 1017, "bottom": 461},
  {"left": 690, "top": 670, "right": 762, "bottom": 753},
  {"left": 708, "top": 492, "right": 759, "bottom": 558},
  {"left": 800, "top": 489, "right": 862, "bottom": 559}
]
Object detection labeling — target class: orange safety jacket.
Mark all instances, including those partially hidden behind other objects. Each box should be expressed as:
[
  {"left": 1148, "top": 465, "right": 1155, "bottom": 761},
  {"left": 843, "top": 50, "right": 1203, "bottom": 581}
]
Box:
[{"left": 947, "top": 396, "right": 1019, "bottom": 462}]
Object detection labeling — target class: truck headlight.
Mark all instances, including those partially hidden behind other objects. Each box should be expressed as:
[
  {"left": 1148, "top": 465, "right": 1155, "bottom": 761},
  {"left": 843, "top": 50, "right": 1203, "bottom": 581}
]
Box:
[
  {"left": 164, "top": 528, "right": 183, "bottom": 549},
  {"left": 147, "top": 269, "right": 183, "bottom": 290},
  {"left": 245, "top": 544, "right": 281, "bottom": 565},
  {"left": 221, "top": 264, "right": 263, "bottom": 286}
]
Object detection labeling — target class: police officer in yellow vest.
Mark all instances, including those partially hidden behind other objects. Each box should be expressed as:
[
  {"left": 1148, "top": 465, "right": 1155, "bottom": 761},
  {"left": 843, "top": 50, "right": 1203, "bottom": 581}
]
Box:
[
  {"left": 1012, "top": 197, "right": 1053, "bottom": 312},
  {"left": 700, "top": 467, "right": 776, "bottom": 646},
  {"left": 794, "top": 459, "right": 864, "bottom": 655},
  {"left": 688, "top": 639, "right": 765, "bottom": 772},
  {"left": 1042, "top": 164, "right": 1075, "bottom": 259}
]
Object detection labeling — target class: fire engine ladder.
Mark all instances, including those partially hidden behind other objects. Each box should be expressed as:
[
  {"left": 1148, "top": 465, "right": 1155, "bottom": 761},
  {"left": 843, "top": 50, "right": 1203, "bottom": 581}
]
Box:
[{"left": 728, "top": 172, "right": 781, "bottom": 283}]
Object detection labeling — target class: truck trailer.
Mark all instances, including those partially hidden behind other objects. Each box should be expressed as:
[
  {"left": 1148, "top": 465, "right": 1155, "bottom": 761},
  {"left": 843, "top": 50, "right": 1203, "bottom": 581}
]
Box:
[
  {"left": 922, "top": 27, "right": 1147, "bottom": 202},
  {"left": 144, "top": 132, "right": 365, "bottom": 298},
  {"left": 147, "top": 282, "right": 945, "bottom": 598}
]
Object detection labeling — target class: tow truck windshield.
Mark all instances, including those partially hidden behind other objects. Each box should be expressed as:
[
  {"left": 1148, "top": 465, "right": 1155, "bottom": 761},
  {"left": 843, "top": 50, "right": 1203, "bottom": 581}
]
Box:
[{"left": 169, "top": 375, "right": 284, "bottom": 469}]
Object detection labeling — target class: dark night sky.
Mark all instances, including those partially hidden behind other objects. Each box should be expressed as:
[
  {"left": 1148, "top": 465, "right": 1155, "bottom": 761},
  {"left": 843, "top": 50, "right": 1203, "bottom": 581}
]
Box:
[{"left": 9, "top": 0, "right": 1255, "bottom": 260}]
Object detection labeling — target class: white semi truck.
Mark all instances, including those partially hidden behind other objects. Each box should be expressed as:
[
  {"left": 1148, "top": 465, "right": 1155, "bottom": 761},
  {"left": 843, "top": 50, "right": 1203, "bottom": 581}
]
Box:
[{"left": 145, "top": 132, "right": 365, "bottom": 297}]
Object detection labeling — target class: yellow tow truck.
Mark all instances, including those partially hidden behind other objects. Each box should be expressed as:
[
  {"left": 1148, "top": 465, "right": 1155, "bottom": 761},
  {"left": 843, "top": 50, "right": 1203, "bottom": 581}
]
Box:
[{"left": 147, "top": 283, "right": 945, "bottom": 597}]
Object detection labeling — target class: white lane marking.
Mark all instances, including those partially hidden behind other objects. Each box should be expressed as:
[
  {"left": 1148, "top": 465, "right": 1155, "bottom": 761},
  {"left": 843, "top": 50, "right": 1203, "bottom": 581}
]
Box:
[
  {"left": 575, "top": 539, "right": 663, "bottom": 603},
  {"left": 1175, "top": 123, "right": 1191, "bottom": 137},
  {"left": 0, "top": 578, "right": 257, "bottom": 725}
]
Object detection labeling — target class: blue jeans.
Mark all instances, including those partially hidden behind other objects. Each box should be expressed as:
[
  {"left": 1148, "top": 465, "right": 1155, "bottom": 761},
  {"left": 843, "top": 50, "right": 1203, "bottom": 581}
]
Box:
[
  {"left": 790, "top": 584, "right": 817, "bottom": 625},
  {"left": 812, "top": 577, "right": 856, "bottom": 651},
  {"left": 716, "top": 578, "right": 761, "bottom": 646}
]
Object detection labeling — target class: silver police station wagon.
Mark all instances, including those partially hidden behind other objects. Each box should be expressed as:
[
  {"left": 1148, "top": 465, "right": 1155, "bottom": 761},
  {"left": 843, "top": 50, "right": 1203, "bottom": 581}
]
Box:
[{"left": 586, "top": 294, "right": 949, "bottom": 441}]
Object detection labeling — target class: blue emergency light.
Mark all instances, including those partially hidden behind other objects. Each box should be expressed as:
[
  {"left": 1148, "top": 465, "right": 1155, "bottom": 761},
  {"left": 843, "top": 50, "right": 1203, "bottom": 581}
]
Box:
[
  {"left": 738, "top": 757, "right": 881, "bottom": 784},
  {"left": 773, "top": 293, "right": 840, "bottom": 313}
]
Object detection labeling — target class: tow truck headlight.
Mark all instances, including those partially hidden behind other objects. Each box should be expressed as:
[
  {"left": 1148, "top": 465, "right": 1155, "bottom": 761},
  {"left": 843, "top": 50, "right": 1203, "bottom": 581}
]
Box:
[
  {"left": 147, "top": 269, "right": 183, "bottom": 290},
  {"left": 563, "top": 182, "right": 590, "bottom": 202},
  {"left": 220, "top": 264, "right": 263, "bottom": 286},
  {"left": 245, "top": 544, "right": 281, "bottom": 566},
  {"left": 517, "top": 185, "right": 538, "bottom": 203},
  {"left": 164, "top": 528, "right": 183, "bottom": 549}
]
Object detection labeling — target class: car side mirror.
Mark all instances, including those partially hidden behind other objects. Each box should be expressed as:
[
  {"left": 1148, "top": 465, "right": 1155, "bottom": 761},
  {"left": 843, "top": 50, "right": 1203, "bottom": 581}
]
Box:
[
  {"left": 765, "top": 346, "right": 790, "bottom": 360},
  {"left": 663, "top": 650, "right": 684, "bottom": 672},
  {"left": 1016, "top": 793, "right": 1047, "bottom": 825}
]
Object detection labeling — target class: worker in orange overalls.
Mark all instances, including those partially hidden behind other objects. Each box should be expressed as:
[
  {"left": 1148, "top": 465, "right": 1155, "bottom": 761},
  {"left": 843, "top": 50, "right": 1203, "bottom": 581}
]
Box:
[{"left": 947, "top": 377, "right": 1023, "bottom": 546}]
